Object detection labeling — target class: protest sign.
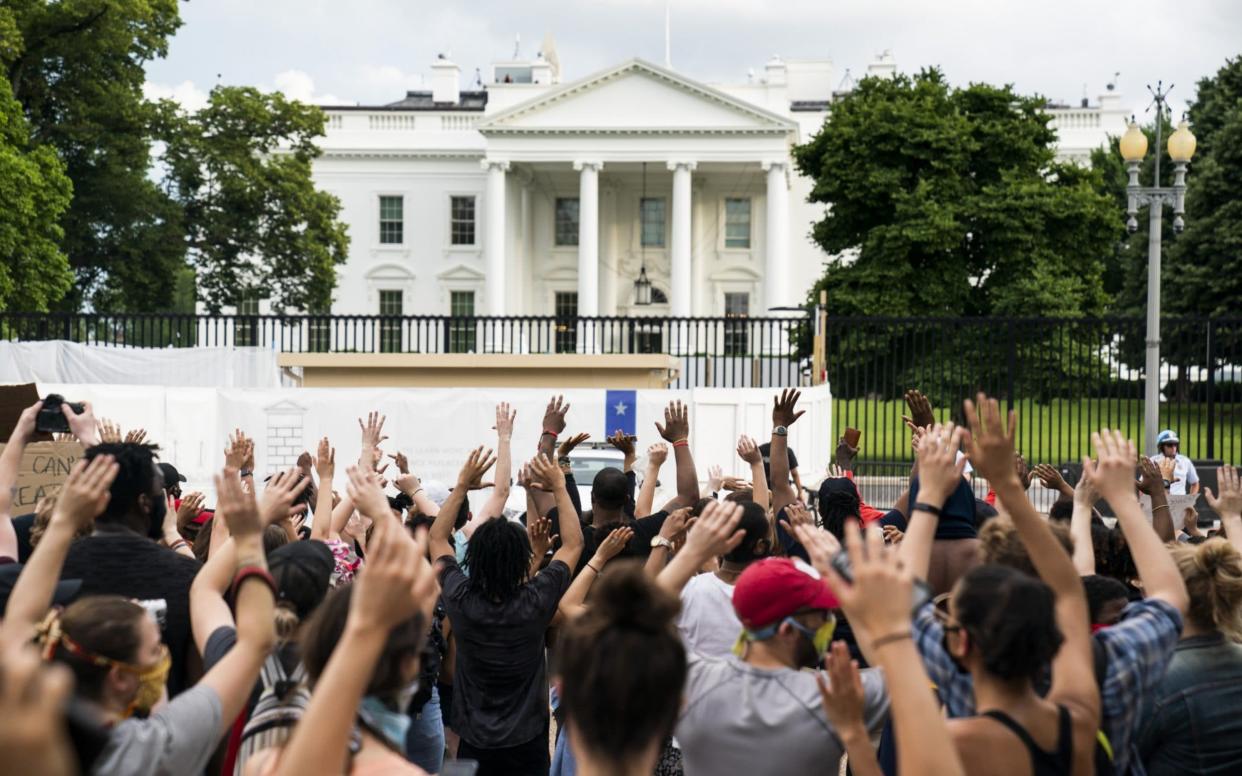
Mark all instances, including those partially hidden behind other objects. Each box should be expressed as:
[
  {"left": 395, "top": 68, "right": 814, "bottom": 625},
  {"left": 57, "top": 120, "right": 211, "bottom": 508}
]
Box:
[{"left": 0, "top": 440, "right": 86, "bottom": 512}]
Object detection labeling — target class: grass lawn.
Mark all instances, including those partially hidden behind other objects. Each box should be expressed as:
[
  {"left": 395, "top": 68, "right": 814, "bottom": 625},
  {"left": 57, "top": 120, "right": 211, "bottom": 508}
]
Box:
[{"left": 829, "top": 398, "right": 1242, "bottom": 465}]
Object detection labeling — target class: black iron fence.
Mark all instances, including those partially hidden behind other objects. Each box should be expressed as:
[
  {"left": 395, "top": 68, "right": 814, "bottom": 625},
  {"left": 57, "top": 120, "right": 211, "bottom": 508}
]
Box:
[
  {"left": 0, "top": 312, "right": 812, "bottom": 390},
  {"left": 825, "top": 316, "right": 1242, "bottom": 468}
]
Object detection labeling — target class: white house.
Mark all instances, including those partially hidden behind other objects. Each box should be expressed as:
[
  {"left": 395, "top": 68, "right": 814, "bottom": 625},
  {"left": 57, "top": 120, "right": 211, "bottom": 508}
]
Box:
[{"left": 302, "top": 48, "right": 1128, "bottom": 324}]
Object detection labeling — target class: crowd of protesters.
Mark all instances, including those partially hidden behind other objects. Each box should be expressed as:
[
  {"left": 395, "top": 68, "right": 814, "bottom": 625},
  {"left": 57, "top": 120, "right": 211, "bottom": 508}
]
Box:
[{"left": 1, "top": 385, "right": 1241, "bottom": 776}]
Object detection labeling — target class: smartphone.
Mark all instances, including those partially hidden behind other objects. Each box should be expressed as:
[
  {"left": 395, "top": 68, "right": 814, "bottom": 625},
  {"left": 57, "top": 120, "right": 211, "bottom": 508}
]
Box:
[
  {"left": 843, "top": 428, "right": 862, "bottom": 449},
  {"left": 830, "top": 549, "right": 931, "bottom": 613}
]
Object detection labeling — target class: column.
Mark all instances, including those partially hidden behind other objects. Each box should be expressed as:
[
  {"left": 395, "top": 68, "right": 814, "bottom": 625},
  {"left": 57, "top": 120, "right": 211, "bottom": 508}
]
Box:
[
  {"left": 482, "top": 159, "right": 509, "bottom": 316},
  {"left": 763, "top": 160, "right": 789, "bottom": 312},
  {"left": 574, "top": 161, "right": 602, "bottom": 316},
  {"left": 668, "top": 161, "right": 695, "bottom": 317}
]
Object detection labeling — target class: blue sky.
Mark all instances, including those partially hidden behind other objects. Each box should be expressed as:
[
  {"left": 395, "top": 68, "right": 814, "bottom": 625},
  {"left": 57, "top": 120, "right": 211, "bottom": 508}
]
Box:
[{"left": 145, "top": 0, "right": 1240, "bottom": 119}]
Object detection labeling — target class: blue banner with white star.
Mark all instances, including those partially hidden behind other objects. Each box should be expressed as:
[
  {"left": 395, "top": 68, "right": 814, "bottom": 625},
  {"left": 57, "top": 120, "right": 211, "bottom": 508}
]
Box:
[{"left": 604, "top": 390, "right": 637, "bottom": 438}]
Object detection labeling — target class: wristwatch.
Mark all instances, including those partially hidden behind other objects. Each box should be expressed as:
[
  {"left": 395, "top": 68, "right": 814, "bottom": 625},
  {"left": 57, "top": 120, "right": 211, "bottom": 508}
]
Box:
[
  {"left": 773, "top": 426, "right": 788, "bottom": 437},
  {"left": 651, "top": 536, "right": 675, "bottom": 551}
]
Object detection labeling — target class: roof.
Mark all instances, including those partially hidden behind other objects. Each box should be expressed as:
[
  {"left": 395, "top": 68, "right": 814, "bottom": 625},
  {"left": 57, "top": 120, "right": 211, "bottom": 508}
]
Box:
[
  {"left": 790, "top": 100, "right": 831, "bottom": 112},
  {"left": 323, "top": 90, "right": 489, "bottom": 113}
]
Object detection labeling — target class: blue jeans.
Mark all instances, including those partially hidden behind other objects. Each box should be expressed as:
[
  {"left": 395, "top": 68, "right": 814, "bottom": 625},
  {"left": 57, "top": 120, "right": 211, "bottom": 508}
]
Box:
[{"left": 406, "top": 685, "right": 446, "bottom": 774}]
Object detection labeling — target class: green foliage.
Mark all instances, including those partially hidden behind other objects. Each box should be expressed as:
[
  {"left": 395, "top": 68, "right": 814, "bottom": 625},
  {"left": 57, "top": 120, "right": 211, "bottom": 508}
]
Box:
[
  {"left": 0, "top": 58, "right": 73, "bottom": 310},
  {"left": 152, "top": 87, "right": 349, "bottom": 313},
  {"left": 793, "top": 69, "right": 1118, "bottom": 318},
  {"left": 6, "top": 0, "right": 185, "bottom": 311}
]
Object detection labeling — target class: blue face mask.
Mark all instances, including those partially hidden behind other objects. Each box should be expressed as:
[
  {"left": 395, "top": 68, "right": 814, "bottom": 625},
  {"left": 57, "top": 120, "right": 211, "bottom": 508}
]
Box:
[{"left": 359, "top": 688, "right": 415, "bottom": 750}]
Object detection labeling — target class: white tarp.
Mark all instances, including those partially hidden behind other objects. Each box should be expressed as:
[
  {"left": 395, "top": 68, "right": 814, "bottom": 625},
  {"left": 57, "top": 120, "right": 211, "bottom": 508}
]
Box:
[
  {"left": 36, "top": 382, "right": 833, "bottom": 513},
  {"left": 0, "top": 341, "right": 283, "bottom": 388}
]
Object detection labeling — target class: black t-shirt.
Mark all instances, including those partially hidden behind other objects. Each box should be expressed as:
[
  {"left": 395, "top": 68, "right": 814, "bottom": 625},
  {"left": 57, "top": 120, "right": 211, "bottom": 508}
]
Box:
[
  {"left": 545, "top": 508, "right": 671, "bottom": 575},
  {"left": 60, "top": 528, "right": 201, "bottom": 696},
  {"left": 758, "top": 443, "right": 799, "bottom": 485},
  {"left": 438, "top": 555, "right": 571, "bottom": 749}
]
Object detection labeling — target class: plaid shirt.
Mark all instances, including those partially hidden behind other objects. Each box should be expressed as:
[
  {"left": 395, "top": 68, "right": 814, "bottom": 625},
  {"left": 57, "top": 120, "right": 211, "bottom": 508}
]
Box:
[{"left": 913, "top": 597, "right": 1182, "bottom": 776}]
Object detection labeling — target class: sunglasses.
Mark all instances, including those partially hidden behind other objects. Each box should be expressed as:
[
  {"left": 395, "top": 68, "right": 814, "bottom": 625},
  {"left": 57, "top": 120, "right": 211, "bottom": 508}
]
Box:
[{"left": 932, "top": 592, "right": 962, "bottom": 634}]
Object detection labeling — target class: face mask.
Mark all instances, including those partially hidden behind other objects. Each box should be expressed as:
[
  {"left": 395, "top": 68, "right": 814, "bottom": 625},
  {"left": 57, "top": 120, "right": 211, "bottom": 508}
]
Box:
[
  {"left": 785, "top": 616, "right": 836, "bottom": 667},
  {"left": 147, "top": 491, "right": 167, "bottom": 541},
  {"left": 359, "top": 694, "right": 412, "bottom": 750},
  {"left": 124, "top": 647, "right": 171, "bottom": 717}
]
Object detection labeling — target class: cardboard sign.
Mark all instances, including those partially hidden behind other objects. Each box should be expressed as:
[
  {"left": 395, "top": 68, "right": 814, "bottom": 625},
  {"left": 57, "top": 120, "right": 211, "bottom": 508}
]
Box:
[
  {"left": 0, "top": 440, "right": 86, "bottom": 512},
  {"left": 0, "top": 383, "right": 52, "bottom": 442},
  {"left": 1139, "top": 493, "right": 1201, "bottom": 531}
]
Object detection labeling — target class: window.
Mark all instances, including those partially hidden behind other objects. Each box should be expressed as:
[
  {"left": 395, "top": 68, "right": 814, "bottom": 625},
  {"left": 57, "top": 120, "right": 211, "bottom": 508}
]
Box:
[
  {"left": 554, "top": 291, "right": 578, "bottom": 353},
  {"left": 234, "top": 297, "right": 259, "bottom": 347},
  {"left": 450, "top": 196, "right": 476, "bottom": 245},
  {"left": 723, "top": 292, "right": 750, "bottom": 356},
  {"left": 379, "top": 196, "right": 404, "bottom": 244},
  {"left": 307, "top": 311, "right": 331, "bottom": 353},
  {"left": 640, "top": 198, "right": 666, "bottom": 247},
  {"left": 555, "top": 198, "right": 579, "bottom": 246},
  {"left": 724, "top": 198, "right": 751, "bottom": 249},
  {"left": 448, "top": 290, "right": 476, "bottom": 353},
  {"left": 379, "top": 290, "right": 403, "bottom": 353}
]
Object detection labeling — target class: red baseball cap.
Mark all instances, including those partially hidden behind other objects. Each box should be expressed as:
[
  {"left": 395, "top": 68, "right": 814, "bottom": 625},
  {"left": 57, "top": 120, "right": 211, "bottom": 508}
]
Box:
[{"left": 732, "top": 557, "right": 839, "bottom": 630}]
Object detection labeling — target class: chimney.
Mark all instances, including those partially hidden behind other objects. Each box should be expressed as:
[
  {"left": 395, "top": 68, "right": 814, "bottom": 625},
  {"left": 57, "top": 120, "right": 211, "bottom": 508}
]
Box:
[
  {"left": 764, "top": 55, "right": 787, "bottom": 86},
  {"left": 531, "top": 52, "right": 553, "bottom": 85},
  {"left": 867, "top": 49, "right": 897, "bottom": 80},
  {"left": 431, "top": 54, "right": 460, "bottom": 104}
]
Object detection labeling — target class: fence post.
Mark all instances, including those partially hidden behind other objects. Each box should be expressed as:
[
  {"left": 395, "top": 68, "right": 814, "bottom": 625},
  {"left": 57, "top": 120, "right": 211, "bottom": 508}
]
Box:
[
  {"left": 1206, "top": 319, "right": 1216, "bottom": 460},
  {"left": 1006, "top": 323, "right": 1017, "bottom": 413}
]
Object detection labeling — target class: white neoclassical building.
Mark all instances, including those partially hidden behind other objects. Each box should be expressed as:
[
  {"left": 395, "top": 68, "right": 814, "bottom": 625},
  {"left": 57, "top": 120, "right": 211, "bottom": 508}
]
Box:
[{"left": 304, "top": 49, "right": 1128, "bottom": 323}]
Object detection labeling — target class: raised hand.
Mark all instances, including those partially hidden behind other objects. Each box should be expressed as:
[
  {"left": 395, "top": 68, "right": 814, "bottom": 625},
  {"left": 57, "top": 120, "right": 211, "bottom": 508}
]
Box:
[
  {"left": 542, "top": 395, "right": 570, "bottom": 436},
  {"left": 655, "top": 400, "right": 690, "bottom": 443},
  {"left": 527, "top": 517, "right": 557, "bottom": 561},
  {"left": 494, "top": 402, "right": 517, "bottom": 441},
  {"left": 1015, "top": 453, "right": 1032, "bottom": 491},
  {"left": 1205, "top": 466, "right": 1242, "bottom": 519},
  {"left": 882, "top": 525, "right": 905, "bottom": 545},
  {"left": 346, "top": 465, "right": 391, "bottom": 521},
  {"left": 915, "top": 423, "right": 967, "bottom": 506},
  {"left": 8, "top": 401, "right": 41, "bottom": 443},
  {"left": 260, "top": 468, "right": 312, "bottom": 526},
  {"left": 606, "top": 429, "right": 636, "bottom": 459},
  {"left": 707, "top": 465, "right": 724, "bottom": 494},
  {"left": 1137, "top": 456, "right": 1167, "bottom": 495},
  {"left": 176, "top": 491, "right": 206, "bottom": 532},
  {"left": 818, "top": 520, "right": 914, "bottom": 646},
  {"left": 314, "top": 437, "right": 335, "bottom": 482},
  {"left": 681, "top": 500, "right": 745, "bottom": 560},
  {"left": 558, "top": 432, "right": 591, "bottom": 459},
  {"left": 647, "top": 443, "right": 669, "bottom": 468},
  {"left": 772, "top": 388, "right": 805, "bottom": 428},
  {"left": 1157, "top": 456, "right": 1179, "bottom": 486},
  {"left": 1082, "top": 430, "right": 1140, "bottom": 502},
  {"left": 834, "top": 436, "right": 859, "bottom": 471},
  {"left": 737, "top": 435, "right": 761, "bottom": 465},
  {"left": 962, "top": 394, "right": 1018, "bottom": 486},
  {"left": 594, "top": 525, "right": 635, "bottom": 564},
  {"left": 780, "top": 501, "right": 815, "bottom": 531},
  {"left": 1032, "top": 464, "right": 1071, "bottom": 496},
  {"left": 902, "top": 388, "right": 936, "bottom": 429},
  {"left": 721, "top": 476, "right": 751, "bottom": 492},
  {"left": 225, "top": 429, "right": 251, "bottom": 469},
  {"left": 124, "top": 428, "right": 148, "bottom": 446},
  {"left": 0, "top": 645, "right": 76, "bottom": 776},
  {"left": 658, "top": 507, "right": 692, "bottom": 542},
  {"left": 358, "top": 411, "right": 389, "bottom": 450},
  {"left": 817, "top": 640, "right": 868, "bottom": 734},
  {"left": 791, "top": 522, "right": 844, "bottom": 578},
  {"left": 387, "top": 451, "right": 410, "bottom": 475},
  {"left": 395, "top": 471, "right": 422, "bottom": 497},
  {"left": 61, "top": 400, "right": 97, "bottom": 444},
  {"left": 216, "top": 467, "right": 263, "bottom": 539},
  {"left": 456, "top": 446, "right": 499, "bottom": 491},
  {"left": 528, "top": 453, "right": 565, "bottom": 492},
  {"left": 98, "top": 418, "right": 122, "bottom": 444},
  {"left": 52, "top": 455, "right": 118, "bottom": 533}
]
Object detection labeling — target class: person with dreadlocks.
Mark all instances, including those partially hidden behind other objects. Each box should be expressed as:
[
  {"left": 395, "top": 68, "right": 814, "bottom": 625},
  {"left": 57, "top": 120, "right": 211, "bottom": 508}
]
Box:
[{"left": 429, "top": 444, "right": 584, "bottom": 776}]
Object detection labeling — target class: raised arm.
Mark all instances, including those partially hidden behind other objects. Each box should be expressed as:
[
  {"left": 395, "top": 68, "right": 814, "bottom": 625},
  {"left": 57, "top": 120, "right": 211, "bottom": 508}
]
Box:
[
  {"left": 311, "top": 438, "right": 336, "bottom": 541},
  {"left": 1090, "top": 430, "right": 1189, "bottom": 615},
  {"left": 656, "top": 500, "right": 744, "bottom": 596},
  {"left": 530, "top": 453, "right": 583, "bottom": 570},
  {"left": 555, "top": 526, "right": 634, "bottom": 624},
  {"left": 530, "top": 396, "right": 570, "bottom": 516},
  {"left": 357, "top": 411, "right": 388, "bottom": 470},
  {"left": 895, "top": 424, "right": 966, "bottom": 581},
  {"left": 61, "top": 400, "right": 100, "bottom": 447},
  {"left": 606, "top": 430, "right": 638, "bottom": 475},
  {"left": 1069, "top": 473, "right": 1098, "bottom": 575},
  {"left": 769, "top": 389, "right": 805, "bottom": 514},
  {"left": 0, "top": 455, "right": 117, "bottom": 647},
  {"left": 637, "top": 443, "right": 668, "bottom": 518},
  {"left": 737, "top": 435, "right": 769, "bottom": 513},
  {"left": 1205, "top": 466, "right": 1242, "bottom": 555},
  {"left": 655, "top": 400, "right": 700, "bottom": 509},
  {"left": 273, "top": 517, "right": 437, "bottom": 776},
  {"left": 0, "top": 402, "right": 41, "bottom": 560},
  {"left": 963, "top": 396, "right": 1097, "bottom": 720},
  {"left": 479, "top": 403, "right": 516, "bottom": 522},
  {"left": 1137, "top": 456, "right": 1175, "bottom": 543},
  {"left": 193, "top": 469, "right": 278, "bottom": 729},
  {"left": 1032, "top": 464, "right": 1075, "bottom": 501},
  {"left": 431, "top": 448, "right": 496, "bottom": 561}
]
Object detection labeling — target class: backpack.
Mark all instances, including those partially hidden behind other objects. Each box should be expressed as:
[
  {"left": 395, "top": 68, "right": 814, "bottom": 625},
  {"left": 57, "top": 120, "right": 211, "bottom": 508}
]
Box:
[
  {"left": 1091, "top": 636, "right": 1117, "bottom": 776},
  {"left": 234, "top": 652, "right": 312, "bottom": 775}
]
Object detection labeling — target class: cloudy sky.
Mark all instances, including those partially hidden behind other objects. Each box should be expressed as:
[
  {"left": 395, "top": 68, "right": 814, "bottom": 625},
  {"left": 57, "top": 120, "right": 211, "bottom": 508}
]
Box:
[{"left": 145, "top": 0, "right": 1240, "bottom": 119}]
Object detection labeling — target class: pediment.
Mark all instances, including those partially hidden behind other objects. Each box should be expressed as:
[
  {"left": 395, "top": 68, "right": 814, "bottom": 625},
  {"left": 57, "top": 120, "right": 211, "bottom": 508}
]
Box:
[
  {"left": 479, "top": 59, "right": 796, "bottom": 135},
  {"left": 436, "top": 264, "right": 486, "bottom": 282}
]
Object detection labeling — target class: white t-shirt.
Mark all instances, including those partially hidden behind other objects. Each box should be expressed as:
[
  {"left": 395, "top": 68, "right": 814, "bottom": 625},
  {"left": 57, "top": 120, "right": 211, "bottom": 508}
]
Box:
[
  {"left": 677, "top": 573, "right": 742, "bottom": 658},
  {"left": 1150, "top": 453, "right": 1198, "bottom": 495}
]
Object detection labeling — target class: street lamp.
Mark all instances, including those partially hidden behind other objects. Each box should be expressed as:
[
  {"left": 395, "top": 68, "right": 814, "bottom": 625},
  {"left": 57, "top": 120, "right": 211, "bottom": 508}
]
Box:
[{"left": 1120, "top": 82, "right": 1196, "bottom": 454}]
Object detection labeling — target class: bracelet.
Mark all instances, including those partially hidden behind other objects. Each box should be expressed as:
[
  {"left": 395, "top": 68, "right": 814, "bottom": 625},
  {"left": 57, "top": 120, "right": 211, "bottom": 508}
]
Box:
[
  {"left": 229, "top": 566, "right": 277, "bottom": 601},
  {"left": 239, "top": 469, "right": 253, "bottom": 478},
  {"left": 1152, "top": 504, "right": 1170, "bottom": 513},
  {"left": 541, "top": 430, "right": 559, "bottom": 438},
  {"left": 870, "top": 631, "right": 913, "bottom": 650},
  {"left": 168, "top": 539, "right": 189, "bottom": 552},
  {"left": 586, "top": 563, "right": 601, "bottom": 574},
  {"left": 672, "top": 439, "right": 689, "bottom": 448},
  {"left": 912, "top": 501, "right": 942, "bottom": 517}
]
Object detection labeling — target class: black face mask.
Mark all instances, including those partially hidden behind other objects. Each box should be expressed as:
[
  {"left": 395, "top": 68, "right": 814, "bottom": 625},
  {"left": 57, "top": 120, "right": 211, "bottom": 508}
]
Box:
[{"left": 147, "top": 491, "right": 167, "bottom": 541}]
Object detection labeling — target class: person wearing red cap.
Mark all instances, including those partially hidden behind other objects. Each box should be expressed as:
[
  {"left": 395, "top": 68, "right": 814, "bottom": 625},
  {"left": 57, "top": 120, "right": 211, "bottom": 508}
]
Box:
[{"left": 657, "top": 499, "right": 889, "bottom": 776}]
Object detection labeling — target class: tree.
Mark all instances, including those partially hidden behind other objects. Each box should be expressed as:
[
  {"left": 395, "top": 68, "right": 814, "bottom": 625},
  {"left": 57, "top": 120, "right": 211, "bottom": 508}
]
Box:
[
  {"left": 6, "top": 0, "right": 185, "bottom": 311},
  {"left": 793, "top": 69, "right": 1117, "bottom": 318},
  {"left": 153, "top": 87, "right": 349, "bottom": 313},
  {"left": 0, "top": 7, "right": 73, "bottom": 311}
]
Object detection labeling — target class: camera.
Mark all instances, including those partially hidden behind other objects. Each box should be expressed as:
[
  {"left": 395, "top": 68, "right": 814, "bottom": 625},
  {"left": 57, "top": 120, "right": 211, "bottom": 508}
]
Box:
[{"left": 36, "top": 394, "right": 86, "bottom": 435}]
